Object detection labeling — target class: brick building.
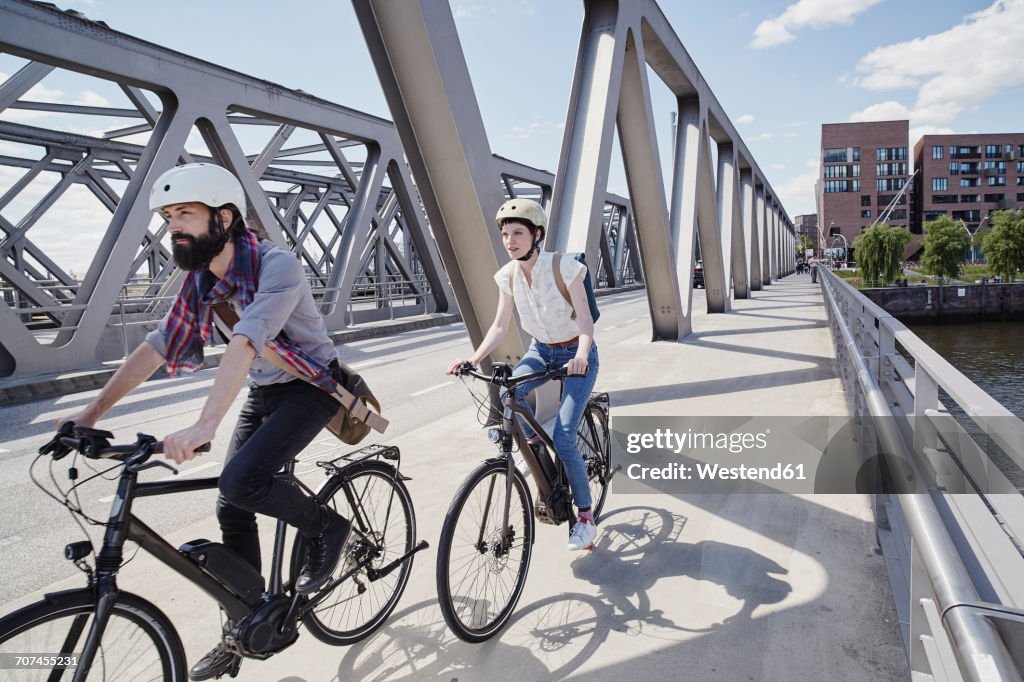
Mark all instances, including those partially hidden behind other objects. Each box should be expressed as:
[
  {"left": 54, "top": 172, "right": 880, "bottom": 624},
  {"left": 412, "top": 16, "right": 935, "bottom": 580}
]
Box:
[
  {"left": 818, "top": 120, "right": 910, "bottom": 261},
  {"left": 912, "top": 133, "right": 1024, "bottom": 237},
  {"left": 793, "top": 213, "right": 818, "bottom": 253}
]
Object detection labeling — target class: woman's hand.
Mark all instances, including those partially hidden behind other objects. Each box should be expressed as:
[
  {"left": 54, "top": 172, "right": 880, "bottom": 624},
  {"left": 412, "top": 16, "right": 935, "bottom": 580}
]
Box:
[
  {"left": 565, "top": 356, "right": 589, "bottom": 375},
  {"left": 447, "top": 359, "right": 474, "bottom": 375}
]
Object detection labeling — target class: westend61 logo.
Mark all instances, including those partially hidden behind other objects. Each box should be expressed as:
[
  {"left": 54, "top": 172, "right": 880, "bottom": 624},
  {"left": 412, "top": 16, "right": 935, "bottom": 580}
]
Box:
[
  {"left": 624, "top": 427, "right": 770, "bottom": 455},
  {"left": 611, "top": 415, "right": 869, "bottom": 494}
]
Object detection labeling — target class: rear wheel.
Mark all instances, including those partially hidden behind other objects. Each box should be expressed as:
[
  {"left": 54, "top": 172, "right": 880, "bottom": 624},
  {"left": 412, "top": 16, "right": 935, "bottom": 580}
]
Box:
[
  {"left": 577, "top": 401, "right": 610, "bottom": 520},
  {"left": 291, "top": 460, "right": 416, "bottom": 646},
  {"left": 0, "top": 589, "right": 185, "bottom": 681},
  {"left": 436, "top": 459, "right": 534, "bottom": 643}
]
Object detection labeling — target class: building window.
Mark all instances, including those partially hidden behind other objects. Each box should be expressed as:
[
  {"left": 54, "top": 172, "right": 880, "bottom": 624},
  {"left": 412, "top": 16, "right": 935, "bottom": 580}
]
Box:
[
  {"left": 932, "top": 178, "right": 948, "bottom": 191},
  {"left": 852, "top": 179, "right": 861, "bottom": 192},
  {"left": 875, "top": 147, "right": 905, "bottom": 161},
  {"left": 961, "top": 178, "right": 979, "bottom": 188},
  {"left": 988, "top": 176, "right": 1006, "bottom": 187},
  {"left": 890, "top": 209, "right": 907, "bottom": 220},
  {"left": 985, "top": 144, "right": 1001, "bottom": 158},
  {"left": 852, "top": 147, "right": 861, "bottom": 162},
  {"left": 924, "top": 211, "right": 947, "bottom": 221},
  {"left": 933, "top": 195, "right": 959, "bottom": 204},
  {"left": 861, "top": 210, "right": 871, "bottom": 218},
  {"left": 824, "top": 180, "right": 849, "bottom": 193},
  {"left": 949, "top": 161, "right": 959, "bottom": 175},
  {"left": 961, "top": 195, "right": 979, "bottom": 203},
  {"left": 1019, "top": 177, "right": 1024, "bottom": 185},
  {"left": 984, "top": 193, "right": 1005, "bottom": 203},
  {"left": 852, "top": 164, "right": 860, "bottom": 177},
  {"left": 861, "top": 195, "right": 871, "bottom": 206},
  {"left": 1017, "top": 161, "right": 1024, "bottom": 173},
  {"left": 823, "top": 148, "right": 848, "bottom": 163},
  {"left": 1018, "top": 192, "right": 1024, "bottom": 201},
  {"left": 932, "top": 146, "right": 943, "bottom": 159},
  {"left": 824, "top": 165, "right": 849, "bottom": 178}
]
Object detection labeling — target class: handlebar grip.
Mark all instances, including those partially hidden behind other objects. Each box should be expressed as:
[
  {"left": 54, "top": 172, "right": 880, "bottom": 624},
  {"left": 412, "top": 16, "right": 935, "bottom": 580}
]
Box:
[{"left": 150, "top": 442, "right": 212, "bottom": 456}]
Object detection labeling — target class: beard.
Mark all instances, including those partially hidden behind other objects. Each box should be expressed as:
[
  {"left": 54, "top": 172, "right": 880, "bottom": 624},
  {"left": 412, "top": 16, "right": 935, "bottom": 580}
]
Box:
[{"left": 171, "top": 218, "right": 228, "bottom": 271}]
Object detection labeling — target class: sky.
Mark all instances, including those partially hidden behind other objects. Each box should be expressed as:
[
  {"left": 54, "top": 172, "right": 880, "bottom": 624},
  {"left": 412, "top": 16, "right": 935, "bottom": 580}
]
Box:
[{"left": 2, "top": 0, "right": 1023, "bottom": 274}]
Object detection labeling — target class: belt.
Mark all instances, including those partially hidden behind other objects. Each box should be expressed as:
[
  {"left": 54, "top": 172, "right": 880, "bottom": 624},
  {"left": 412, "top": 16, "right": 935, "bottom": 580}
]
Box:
[{"left": 546, "top": 336, "right": 579, "bottom": 348}]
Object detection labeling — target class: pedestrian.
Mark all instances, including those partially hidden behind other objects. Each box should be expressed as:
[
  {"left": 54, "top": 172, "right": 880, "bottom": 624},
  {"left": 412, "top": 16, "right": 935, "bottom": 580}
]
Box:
[
  {"left": 809, "top": 255, "right": 819, "bottom": 283},
  {"left": 55, "top": 163, "right": 355, "bottom": 680},
  {"left": 446, "top": 198, "right": 601, "bottom": 551}
]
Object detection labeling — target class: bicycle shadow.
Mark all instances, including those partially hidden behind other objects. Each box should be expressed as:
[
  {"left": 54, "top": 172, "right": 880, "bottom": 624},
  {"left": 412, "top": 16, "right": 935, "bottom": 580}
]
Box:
[{"left": 573, "top": 505, "right": 791, "bottom": 631}]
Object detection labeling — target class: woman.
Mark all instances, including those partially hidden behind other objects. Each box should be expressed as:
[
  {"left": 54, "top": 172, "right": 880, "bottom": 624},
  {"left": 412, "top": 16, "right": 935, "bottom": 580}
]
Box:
[{"left": 447, "top": 198, "right": 600, "bottom": 551}]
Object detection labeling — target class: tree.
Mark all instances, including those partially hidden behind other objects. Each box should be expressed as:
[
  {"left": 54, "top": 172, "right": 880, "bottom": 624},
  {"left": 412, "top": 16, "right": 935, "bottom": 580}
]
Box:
[
  {"left": 795, "top": 235, "right": 814, "bottom": 257},
  {"left": 921, "top": 216, "right": 970, "bottom": 281},
  {"left": 852, "top": 222, "right": 910, "bottom": 285},
  {"left": 979, "top": 209, "right": 1024, "bottom": 281}
]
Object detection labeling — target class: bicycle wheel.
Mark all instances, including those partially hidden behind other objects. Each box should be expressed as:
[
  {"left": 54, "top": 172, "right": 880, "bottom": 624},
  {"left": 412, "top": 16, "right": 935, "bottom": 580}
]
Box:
[
  {"left": 291, "top": 460, "right": 416, "bottom": 646},
  {"left": 576, "top": 401, "right": 610, "bottom": 520},
  {"left": 436, "top": 458, "right": 534, "bottom": 643},
  {"left": 0, "top": 588, "right": 186, "bottom": 681}
]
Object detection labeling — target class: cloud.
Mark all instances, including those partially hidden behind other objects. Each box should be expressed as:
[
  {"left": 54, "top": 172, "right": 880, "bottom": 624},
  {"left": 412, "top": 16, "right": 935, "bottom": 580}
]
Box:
[
  {"left": 772, "top": 164, "right": 786, "bottom": 170},
  {"left": 751, "top": 0, "right": 883, "bottom": 48},
  {"left": 850, "top": 0, "right": 1024, "bottom": 128},
  {"left": 748, "top": 132, "right": 774, "bottom": 141},
  {"left": 774, "top": 169, "right": 820, "bottom": 216},
  {"left": 736, "top": 114, "right": 755, "bottom": 125},
  {"left": 73, "top": 90, "right": 111, "bottom": 107}
]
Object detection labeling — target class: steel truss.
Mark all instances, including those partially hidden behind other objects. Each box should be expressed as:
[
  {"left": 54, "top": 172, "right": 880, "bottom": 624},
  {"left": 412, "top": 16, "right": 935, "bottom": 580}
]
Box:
[
  {"left": 354, "top": 0, "right": 795, "bottom": 353},
  {"left": 0, "top": 0, "right": 455, "bottom": 378}
]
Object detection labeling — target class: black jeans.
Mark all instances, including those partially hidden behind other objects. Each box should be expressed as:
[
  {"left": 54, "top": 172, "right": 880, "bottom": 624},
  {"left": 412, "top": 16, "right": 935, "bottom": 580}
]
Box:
[{"left": 217, "top": 378, "right": 338, "bottom": 573}]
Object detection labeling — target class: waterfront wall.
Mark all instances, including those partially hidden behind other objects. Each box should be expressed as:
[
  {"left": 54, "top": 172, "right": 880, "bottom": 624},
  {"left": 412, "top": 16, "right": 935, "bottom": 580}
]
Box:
[{"left": 860, "top": 282, "right": 1024, "bottom": 323}]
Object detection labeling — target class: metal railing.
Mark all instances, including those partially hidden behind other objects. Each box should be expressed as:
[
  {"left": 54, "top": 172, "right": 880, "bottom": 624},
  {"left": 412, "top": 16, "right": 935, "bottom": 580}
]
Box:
[{"left": 818, "top": 267, "right": 1024, "bottom": 681}]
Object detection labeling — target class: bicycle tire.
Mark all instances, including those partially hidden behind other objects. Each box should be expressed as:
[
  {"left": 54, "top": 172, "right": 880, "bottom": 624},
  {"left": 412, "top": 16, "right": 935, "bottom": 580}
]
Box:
[
  {"left": 0, "top": 588, "right": 186, "bottom": 681},
  {"left": 290, "top": 460, "right": 416, "bottom": 646},
  {"left": 436, "top": 458, "right": 534, "bottom": 643},
  {"left": 577, "top": 401, "right": 610, "bottom": 520}
]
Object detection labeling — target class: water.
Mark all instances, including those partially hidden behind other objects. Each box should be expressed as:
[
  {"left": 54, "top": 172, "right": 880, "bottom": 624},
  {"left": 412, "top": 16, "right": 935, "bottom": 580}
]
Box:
[{"left": 909, "top": 321, "right": 1024, "bottom": 418}]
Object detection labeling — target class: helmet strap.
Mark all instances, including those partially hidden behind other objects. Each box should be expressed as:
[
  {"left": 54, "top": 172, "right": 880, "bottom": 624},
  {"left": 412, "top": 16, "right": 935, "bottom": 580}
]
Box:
[{"left": 515, "top": 226, "right": 543, "bottom": 262}]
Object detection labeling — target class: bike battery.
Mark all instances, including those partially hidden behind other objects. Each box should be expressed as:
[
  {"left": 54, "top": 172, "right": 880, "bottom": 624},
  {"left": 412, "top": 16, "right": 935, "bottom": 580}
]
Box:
[{"left": 179, "top": 539, "right": 265, "bottom": 606}]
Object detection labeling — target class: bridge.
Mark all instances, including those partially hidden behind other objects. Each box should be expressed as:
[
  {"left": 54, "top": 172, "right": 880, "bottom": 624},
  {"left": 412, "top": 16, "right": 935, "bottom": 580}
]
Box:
[{"left": 0, "top": 1, "right": 1021, "bottom": 680}]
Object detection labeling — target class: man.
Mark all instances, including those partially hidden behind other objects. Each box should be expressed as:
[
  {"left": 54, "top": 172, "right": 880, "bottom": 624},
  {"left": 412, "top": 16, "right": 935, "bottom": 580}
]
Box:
[
  {"left": 809, "top": 255, "right": 819, "bottom": 283},
  {"left": 57, "top": 163, "right": 351, "bottom": 680}
]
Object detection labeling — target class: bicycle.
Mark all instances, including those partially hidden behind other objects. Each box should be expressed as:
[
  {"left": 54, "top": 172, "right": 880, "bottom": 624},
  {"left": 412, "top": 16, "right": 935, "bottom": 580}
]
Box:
[
  {"left": 0, "top": 423, "right": 427, "bottom": 680},
  {"left": 436, "top": 361, "right": 615, "bottom": 642}
]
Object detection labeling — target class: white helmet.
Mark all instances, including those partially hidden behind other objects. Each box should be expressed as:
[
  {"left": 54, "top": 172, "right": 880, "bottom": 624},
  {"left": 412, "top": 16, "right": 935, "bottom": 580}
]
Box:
[
  {"left": 149, "top": 163, "right": 247, "bottom": 214},
  {"left": 495, "top": 198, "right": 547, "bottom": 230}
]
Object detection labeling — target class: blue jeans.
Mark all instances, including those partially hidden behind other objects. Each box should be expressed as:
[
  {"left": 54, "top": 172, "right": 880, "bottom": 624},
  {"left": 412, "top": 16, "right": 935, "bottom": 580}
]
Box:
[
  {"left": 217, "top": 379, "right": 338, "bottom": 573},
  {"left": 508, "top": 339, "right": 599, "bottom": 510}
]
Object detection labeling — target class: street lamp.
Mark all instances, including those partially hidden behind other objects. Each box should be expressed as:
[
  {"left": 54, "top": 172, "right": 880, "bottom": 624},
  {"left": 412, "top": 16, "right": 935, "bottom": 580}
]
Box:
[
  {"left": 959, "top": 215, "right": 989, "bottom": 262},
  {"left": 829, "top": 233, "right": 848, "bottom": 269}
]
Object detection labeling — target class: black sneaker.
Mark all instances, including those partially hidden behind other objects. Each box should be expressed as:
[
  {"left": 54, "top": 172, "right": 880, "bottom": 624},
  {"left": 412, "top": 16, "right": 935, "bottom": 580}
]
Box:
[
  {"left": 189, "top": 643, "right": 239, "bottom": 681},
  {"left": 295, "top": 512, "right": 352, "bottom": 595}
]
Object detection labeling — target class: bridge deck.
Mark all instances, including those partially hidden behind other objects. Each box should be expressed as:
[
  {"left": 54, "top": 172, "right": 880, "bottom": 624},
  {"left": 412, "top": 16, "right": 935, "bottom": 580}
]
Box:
[{"left": 1, "top": 274, "right": 909, "bottom": 680}]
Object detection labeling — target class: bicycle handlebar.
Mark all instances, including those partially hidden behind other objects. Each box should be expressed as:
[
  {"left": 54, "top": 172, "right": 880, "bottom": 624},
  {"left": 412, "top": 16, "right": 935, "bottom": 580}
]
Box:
[
  {"left": 455, "top": 362, "right": 569, "bottom": 388},
  {"left": 41, "top": 423, "right": 210, "bottom": 462}
]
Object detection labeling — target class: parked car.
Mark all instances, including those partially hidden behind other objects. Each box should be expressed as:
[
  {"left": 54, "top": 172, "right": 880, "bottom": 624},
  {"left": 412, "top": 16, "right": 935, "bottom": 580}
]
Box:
[{"left": 693, "top": 260, "right": 704, "bottom": 288}]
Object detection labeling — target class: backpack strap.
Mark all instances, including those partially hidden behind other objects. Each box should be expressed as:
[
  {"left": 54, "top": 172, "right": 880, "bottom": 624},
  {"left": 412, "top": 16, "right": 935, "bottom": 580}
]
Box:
[
  {"left": 551, "top": 252, "right": 576, "bottom": 319},
  {"left": 209, "top": 303, "right": 387, "bottom": 434}
]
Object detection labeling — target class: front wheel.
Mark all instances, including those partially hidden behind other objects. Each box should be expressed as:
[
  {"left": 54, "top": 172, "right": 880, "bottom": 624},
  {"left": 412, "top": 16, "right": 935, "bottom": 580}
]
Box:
[
  {"left": 0, "top": 589, "right": 186, "bottom": 681},
  {"left": 577, "top": 401, "right": 610, "bottom": 520},
  {"left": 291, "top": 460, "right": 416, "bottom": 646},
  {"left": 436, "top": 458, "right": 534, "bottom": 643}
]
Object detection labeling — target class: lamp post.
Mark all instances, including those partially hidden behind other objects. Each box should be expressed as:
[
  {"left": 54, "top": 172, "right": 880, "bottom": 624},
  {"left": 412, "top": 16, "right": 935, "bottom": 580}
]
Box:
[
  {"left": 958, "top": 215, "right": 988, "bottom": 262},
  {"left": 829, "top": 233, "right": 848, "bottom": 269}
]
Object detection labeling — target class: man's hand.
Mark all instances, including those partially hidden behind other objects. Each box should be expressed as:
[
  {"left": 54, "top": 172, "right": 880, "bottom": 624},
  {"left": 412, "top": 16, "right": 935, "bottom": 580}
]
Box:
[
  {"left": 164, "top": 422, "right": 216, "bottom": 464},
  {"left": 565, "top": 356, "right": 589, "bottom": 375},
  {"left": 53, "top": 409, "right": 98, "bottom": 431}
]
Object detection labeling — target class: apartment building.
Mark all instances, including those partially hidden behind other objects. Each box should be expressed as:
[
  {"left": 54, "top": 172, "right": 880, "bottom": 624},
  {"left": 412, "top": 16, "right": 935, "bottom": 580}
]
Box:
[
  {"left": 912, "top": 133, "right": 1024, "bottom": 236},
  {"left": 793, "top": 213, "right": 818, "bottom": 253},
  {"left": 819, "top": 120, "right": 910, "bottom": 260}
]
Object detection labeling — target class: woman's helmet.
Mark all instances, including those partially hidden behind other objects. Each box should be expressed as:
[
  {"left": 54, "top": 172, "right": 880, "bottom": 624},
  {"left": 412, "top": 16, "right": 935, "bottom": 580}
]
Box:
[
  {"left": 149, "top": 163, "right": 247, "bottom": 214},
  {"left": 495, "top": 198, "right": 547, "bottom": 231}
]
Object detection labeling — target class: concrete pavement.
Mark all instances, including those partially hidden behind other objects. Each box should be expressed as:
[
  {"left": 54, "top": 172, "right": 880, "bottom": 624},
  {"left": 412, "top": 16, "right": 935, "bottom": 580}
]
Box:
[{"left": 1, "top": 274, "right": 908, "bottom": 681}]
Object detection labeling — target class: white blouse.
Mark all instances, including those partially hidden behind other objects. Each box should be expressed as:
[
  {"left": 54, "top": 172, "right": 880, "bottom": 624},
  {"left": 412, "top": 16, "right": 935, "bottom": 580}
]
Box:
[{"left": 494, "top": 252, "right": 585, "bottom": 344}]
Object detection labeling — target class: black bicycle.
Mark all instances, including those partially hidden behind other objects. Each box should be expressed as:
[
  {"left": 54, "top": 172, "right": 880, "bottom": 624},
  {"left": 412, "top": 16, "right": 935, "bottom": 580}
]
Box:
[
  {"left": 436, "top": 362, "right": 614, "bottom": 642},
  {"left": 0, "top": 424, "right": 426, "bottom": 680}
]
